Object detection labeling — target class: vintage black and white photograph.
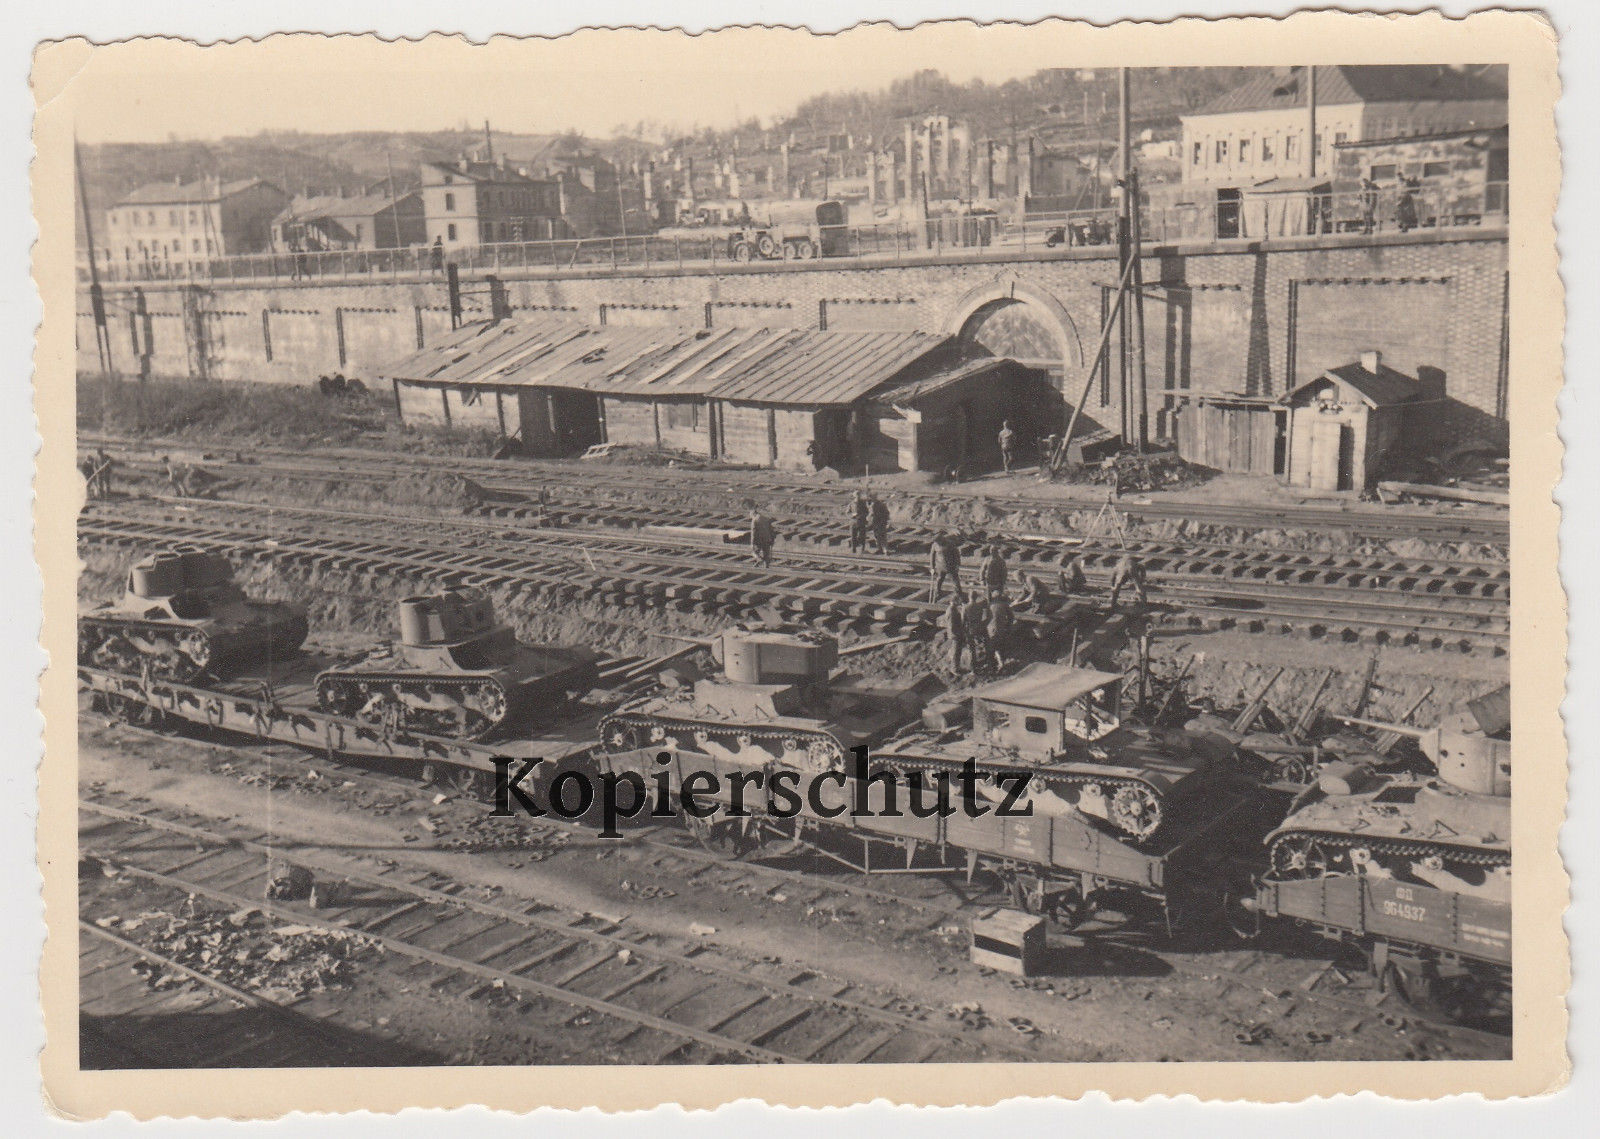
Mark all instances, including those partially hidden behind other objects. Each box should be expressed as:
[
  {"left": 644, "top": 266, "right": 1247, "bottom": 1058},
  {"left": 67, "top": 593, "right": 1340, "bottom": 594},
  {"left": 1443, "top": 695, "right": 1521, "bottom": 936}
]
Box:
[{"left": 35, "top": 12, "right": 1566, "bottom": 1117}]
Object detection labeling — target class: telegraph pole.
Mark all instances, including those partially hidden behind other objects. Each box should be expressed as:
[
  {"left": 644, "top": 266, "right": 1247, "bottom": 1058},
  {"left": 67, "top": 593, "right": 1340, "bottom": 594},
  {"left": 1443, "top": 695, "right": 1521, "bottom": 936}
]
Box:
[
  {"left": 385, "top": 152, "right": 402, "bottom": 249},
  {"left": 1117, "top": 67, "right": 1132, "bottom": 447},
  {"left": 1307, "top": 66, "right": 1319, "bottom": 179},
  {"left": 74, "top": 137, "right": 115, "bottom": 381}
]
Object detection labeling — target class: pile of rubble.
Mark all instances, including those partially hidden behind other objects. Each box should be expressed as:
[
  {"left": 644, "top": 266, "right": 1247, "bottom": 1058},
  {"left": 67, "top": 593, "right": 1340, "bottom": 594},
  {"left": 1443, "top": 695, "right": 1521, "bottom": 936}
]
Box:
[
  {"left": 1060, "top": 450, "right": 1210, "bottom": 494},
  {"left": 95, "top": 904, "right": 377, "bottom": 1003},
  {"left": 422, "top": 811, "right": 572, "bottom": 859}
]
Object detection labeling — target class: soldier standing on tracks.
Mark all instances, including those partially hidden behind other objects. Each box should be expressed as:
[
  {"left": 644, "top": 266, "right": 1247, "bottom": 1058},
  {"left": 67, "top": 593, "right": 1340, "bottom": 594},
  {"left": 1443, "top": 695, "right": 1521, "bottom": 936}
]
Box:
[
  {"left": 81, "top": 454, "right": 100, "bottom": 499},
  {"left": 869, "top": 493, "right": 891, "bottom": 554},
  {"left": 847, "top": 490, "right": 869, "bottom": 553},
  {"left": 95, "top": 447, "right": 115, "bottom": 497},
  {"left": 998, "top": 419, "right": 1016, "bottom": 474},
  {"left": 962, "top": 593, "right": 992, "bottom": 674},
  {"left": 1108, "top": 553, "right": 1148, "bottom": 613},
  {"left": 943, "top": 588, "right": 969, "bottom": 673},
  {"left": 928, "top": 531, "right": 962, "bottom": 602},
  {"left": 749, "top": 508, "right": 777, "bottom": 567},
  {"left": 1058, "top": 549, "right": 1088, "bottom": 598},
  {"left": 986, "top": 594, "right": 1015, "bottom": 672},
  {"left": 981, "top": 543, "right": 1009, "bottom": 601}
]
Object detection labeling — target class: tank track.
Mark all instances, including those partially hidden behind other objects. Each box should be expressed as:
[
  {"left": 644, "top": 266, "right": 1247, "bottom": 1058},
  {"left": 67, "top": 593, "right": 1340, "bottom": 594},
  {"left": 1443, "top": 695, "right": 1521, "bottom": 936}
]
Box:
[
  {"left": 1267, "top": 827, "right": 1510, "bottom": 880},
  {"left": 316, "top": 673, "right": 516, "bottom": 742},
  {"left": 598, "top": 712, "right": 847, "bottom": 773},
  {"left": 80, "top": 618, "right": 213, "bottom": 682},
  {"left": 872, "top": 752, "right": 1173, "bottom": 842}
]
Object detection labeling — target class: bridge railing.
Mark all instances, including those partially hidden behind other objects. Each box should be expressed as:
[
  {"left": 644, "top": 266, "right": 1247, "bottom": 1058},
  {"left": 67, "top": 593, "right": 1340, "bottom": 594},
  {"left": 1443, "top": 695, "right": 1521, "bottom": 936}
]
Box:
[{"left": 79, "top": 181, "right": 1507, "bottom": 286}]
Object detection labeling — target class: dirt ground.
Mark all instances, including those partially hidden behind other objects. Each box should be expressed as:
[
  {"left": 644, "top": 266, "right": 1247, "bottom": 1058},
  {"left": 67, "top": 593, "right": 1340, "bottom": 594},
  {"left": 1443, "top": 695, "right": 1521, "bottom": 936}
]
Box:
[{"left": 79, "top": 716, "right": 1507, "bottom": 1063}]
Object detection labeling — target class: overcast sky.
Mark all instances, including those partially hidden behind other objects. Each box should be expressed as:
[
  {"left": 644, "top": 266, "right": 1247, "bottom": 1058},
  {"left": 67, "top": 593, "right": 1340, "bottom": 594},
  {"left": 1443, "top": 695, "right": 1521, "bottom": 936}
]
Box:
[{"left": 61, "top": 23, "right": 1158, "bottom": 143}]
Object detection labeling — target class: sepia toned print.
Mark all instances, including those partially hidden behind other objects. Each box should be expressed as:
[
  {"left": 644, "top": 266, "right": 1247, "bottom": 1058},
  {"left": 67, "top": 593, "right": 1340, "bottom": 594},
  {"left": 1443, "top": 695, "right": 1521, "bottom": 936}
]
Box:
[{"left": 35, "top": 11, "right": 1566, "bottom": 1119}]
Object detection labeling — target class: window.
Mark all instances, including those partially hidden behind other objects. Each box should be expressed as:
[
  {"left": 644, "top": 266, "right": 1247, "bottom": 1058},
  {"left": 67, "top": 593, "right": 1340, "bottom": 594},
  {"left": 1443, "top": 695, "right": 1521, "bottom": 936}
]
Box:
[
  {"left": 172, "top": 239, "right": 182, "bottom": 252},
  {"left": 1370, "top": 163, "right": 1398, "bottom": 181},
  {"left": 1024, "top": 715, "right": 1049, "bottom": 735},
  {"left": 206, "top": 239, "right": 214, "bottom": 253},
  {"left": 663, "top": 402, "right": 701, "bottom": 430},
  {"left": 1215, "top": 138, "right": 1228, "bottom": 163},
  {"left": 355, "top": 223, "right": 363, "bottom": 242},
  {"left": 169, "top": 210, "right": 178, "bottom": 225},
  {"left": 1285, "top": 135, "right": 1300, "bottom": 161},
  {"left": 443, "top": 173, "right": 454, "bottom": 184},
  {"left": 192, "top": 239, "right": 200, "bottom": 252},
  {"left": 1261, "top": 137, "right": 1275, "bottom": 162},
  {"left": 445, "top": 192, "right": 456, "bottom": 211},
  {"left": 446, "top": 223, "right": 457, "bottom": 241},
  {"left": 1423, "top": 160, "right": 1452, "bottom": 178},
  {"left": 1238, "top": 138, "right": 1251, "bottom": 164},
  {"left": 1334, "top": 131, "right": 1349, "bottom": 146},
  {"left": 188, "top": 209, "right": 198, "bottom": 223}
]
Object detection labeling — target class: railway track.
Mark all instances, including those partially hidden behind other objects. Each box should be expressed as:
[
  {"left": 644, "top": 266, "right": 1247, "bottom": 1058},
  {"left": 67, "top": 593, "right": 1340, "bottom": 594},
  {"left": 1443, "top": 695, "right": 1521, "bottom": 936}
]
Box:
[
  {"left": 80, "top": 797, "right": 1046, "bottom": 1065},
  {"left": 80, "top": 495, "right": 1510, "bottom": 650},
  {"left": 81, "top": 720, "right": 1510, "bottom": 1056},
  {"left": 84, "top": 434, "right": 1511, "bottom": 545}
]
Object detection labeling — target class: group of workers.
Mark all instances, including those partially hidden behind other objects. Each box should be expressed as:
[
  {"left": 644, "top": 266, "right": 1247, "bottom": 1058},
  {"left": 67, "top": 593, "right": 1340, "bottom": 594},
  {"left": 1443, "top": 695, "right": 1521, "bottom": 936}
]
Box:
[
  {"left": 80, "top": 448, "right": 116, "bottom": 499},
  {"left": 846, "top": 490, "right": 893, "bottom": 554}
]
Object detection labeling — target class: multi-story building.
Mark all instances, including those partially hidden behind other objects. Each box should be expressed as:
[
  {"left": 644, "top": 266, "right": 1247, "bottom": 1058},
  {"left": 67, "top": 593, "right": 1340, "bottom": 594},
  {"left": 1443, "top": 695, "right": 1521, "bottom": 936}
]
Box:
[
  {"left": 102, "top": 178, "right": 288, "bottom": 267},
  {"left": 1179, "top": 65, "right": 1506, "bottom": 189},
  {"left": 271, "top": 190, "right": 426, "bottom": 251},
  {"left": 419, "top": 158, "right": 564, "bottom": 246}
]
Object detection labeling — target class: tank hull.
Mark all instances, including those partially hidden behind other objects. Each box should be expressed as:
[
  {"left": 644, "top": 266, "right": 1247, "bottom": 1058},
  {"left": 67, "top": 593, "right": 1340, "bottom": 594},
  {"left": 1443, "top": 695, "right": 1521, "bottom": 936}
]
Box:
[{"left": 78, "top": 603, "right": 308, "bottom": 681}]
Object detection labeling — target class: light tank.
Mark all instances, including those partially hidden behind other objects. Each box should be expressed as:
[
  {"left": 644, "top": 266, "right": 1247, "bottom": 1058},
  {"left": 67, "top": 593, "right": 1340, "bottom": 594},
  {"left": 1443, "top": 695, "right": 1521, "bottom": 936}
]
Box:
[
  {"left": 79, "top": 545, "right": 308, "bottom": 681},
  {"left": 1264, "top": 686, "right": 1511, "bottom": 902},
  {"left": 315, "top": 589, "right": 599, "bottom": 741},
  {"left": 597, "top": 626, "right": 936, "bottom": 770},
  {"left": 1246, "top": 686, "right": 1511, "bottom": 1019},
  {"left": 871, "top": 663, "right": 1244, "bottom": 843}
]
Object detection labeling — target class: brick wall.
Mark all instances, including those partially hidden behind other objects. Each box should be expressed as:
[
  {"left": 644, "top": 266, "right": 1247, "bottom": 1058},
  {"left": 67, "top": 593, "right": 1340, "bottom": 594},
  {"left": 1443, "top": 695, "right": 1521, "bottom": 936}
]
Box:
[{"left": 79, "top": 230, "right": 1508, "bottom": 449}]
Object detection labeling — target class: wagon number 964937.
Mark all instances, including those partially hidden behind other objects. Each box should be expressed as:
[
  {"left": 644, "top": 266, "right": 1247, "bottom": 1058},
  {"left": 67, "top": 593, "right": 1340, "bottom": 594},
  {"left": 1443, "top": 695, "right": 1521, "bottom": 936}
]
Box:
[{"left": 1380, "top": 887, "right": 1428, "bottom": 923}]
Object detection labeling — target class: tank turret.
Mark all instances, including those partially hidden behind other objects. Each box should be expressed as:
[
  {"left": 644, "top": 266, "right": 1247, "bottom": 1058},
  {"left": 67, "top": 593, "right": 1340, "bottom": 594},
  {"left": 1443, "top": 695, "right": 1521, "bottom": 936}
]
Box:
[
  {"left": 1264, "top": 686, "right": 1511, "bottom": 906},
  {"left": 873, "top": 663, "right": 1245, "bottom": 843},
  {"left": 79, "top": 545, "right": 308, "bottom": 681},
  {"left": 598, "top": 625, "right": 936, "bottom": 772},
  {"left": 315, "top": 589, "right": 598, "bottom": 741}
]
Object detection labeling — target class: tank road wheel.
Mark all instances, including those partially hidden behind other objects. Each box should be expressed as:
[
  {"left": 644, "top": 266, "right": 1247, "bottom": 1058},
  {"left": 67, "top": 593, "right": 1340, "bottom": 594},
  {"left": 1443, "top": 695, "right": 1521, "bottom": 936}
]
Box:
[
  {"left": 781, "top": 241, "right": 800, "bottom": 261},
  {"left": 1109, "top": 784, "right": 1163, "bottom": 840},
  {"left": 601, "top": 720, "right": 641, "bottom": 754},
  {"left": 756, "top": 234, "right": 778, "bottom": 259},
  {"left": 1271, "top": 835, "right": 1333, "bottom": 880},
  {"left": 795, "top": 237, "right": 817, "bottom": 260},
  {"left": 177, "top": 630, "right": 211, "bottom": 673},
  {"left": 732, "top": 241, "right": 753, "bottom": 263},
  {"left": 1270, "top": 753, "right": 1314, "bottom": 785}
]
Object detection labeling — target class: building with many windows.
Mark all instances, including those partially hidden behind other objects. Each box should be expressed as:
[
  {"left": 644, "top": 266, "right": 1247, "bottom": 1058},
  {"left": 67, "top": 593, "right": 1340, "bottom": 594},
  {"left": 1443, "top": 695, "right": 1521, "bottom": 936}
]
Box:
[
  {"left": 419, "top": 158, "right": 564, "bottom": 246},
  {"left": 102, "top": 177, "right": 289, "bottom": 267},
  {"left": 1179, "top": 65, "right": 1506, "bottom": 189}
]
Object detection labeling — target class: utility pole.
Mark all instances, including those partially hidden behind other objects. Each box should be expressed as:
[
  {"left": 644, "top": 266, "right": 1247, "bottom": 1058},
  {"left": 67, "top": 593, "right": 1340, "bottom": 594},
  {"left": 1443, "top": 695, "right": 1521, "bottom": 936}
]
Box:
[
  {"left": 483, "top": 120, "right": 494, "bottom": 164},
  {"left": 1117, "top": 67, "right": 1132, "bottom": 447},
  {"left": 385, "top": 152, "right": 402, "bottom": 250},
  {"left": 74, "top": 137, "right": 115, "bottom": 381},
  {"left": 1307, "top": 66, "right": 1318, "bottom": 179}
]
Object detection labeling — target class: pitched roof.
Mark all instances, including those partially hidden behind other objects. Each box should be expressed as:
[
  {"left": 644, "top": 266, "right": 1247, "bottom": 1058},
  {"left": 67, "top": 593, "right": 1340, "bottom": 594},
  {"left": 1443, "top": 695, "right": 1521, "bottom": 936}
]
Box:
[
  {"left": 274, "top": 193, "right": 410, "bottom": 224},
  {"left": 378, "top": 318, "right": 952, "bottom": 407},
  {"left": 866, "top": 355, "right": 1012, "bottom": 406},
  {"left": 115, "top": 178, "right": 276, "bottom": 206},
  {"left": 1190, "top": 65, "right": 1507, "bottom": 117},
  {"left": 1284, "top": 359, "right": 1421, "bottom": 407},
  {"left": 422, "top": 160, "right": 546, "bottom": 185}
]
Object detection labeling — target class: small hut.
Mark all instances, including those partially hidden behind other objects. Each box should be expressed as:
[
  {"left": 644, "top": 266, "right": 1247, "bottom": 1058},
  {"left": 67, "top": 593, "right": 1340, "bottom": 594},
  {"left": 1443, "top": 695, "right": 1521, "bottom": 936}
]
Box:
[{"left": 1281, "top": 351, "right": 1426, "bottom": 492}]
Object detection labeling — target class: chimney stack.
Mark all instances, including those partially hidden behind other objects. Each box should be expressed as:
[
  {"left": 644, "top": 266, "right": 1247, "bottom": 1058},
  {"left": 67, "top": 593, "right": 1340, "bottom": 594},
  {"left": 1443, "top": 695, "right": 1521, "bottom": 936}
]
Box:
[{"left": 1360, "top": 349, "right": 1382, "bottom": 373}]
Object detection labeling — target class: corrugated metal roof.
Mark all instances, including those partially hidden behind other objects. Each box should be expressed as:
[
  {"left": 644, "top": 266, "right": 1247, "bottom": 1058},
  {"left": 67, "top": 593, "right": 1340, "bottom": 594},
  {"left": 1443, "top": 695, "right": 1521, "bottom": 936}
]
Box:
[
  {"left": 867, "top": 356, "right": 1009, "bottom": 406},
  {"left": 381, "top": 318, "right": 953, "bottom": 406},
  {"left": 1284, "top": 361, "right": 1420, "bottom": 408},
  {"left": 975, "top": 663, "right": 1123, "bottom": 711}
]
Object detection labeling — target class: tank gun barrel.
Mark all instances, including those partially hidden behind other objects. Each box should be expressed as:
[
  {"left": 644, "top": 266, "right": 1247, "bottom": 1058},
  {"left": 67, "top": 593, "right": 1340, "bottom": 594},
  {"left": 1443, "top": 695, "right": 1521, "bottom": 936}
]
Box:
[{"left": 1334, "top": 715, "right": 1429, "bottom": 737}]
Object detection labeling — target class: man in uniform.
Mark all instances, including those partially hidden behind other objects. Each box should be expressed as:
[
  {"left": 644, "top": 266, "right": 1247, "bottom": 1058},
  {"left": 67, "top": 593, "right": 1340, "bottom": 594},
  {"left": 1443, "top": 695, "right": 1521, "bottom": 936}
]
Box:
[
  {"left": 962, "top": 593, "right": 992, "bottom": 674},
  {"left": 1108, "top": 553, "right": 1148, "bottom": 613},
  {"left": 750, "top": 508, "right": 777, "bottom": 567},
  {"left": 869, "top": 493, "right": 891, "bottom": 554},
  {"left": 1058, "top": 549, "right": 1088, "bottom": 598},
  {"left": 998, "top": 419, "right": 1016, "bottom": 473},
  {"left": 928, "top": 531, "right": 962, "bottom": 602},
  {"left": 981, "top": 542, "right": 1009, "bottom": 601},
  {"left": 847, "top": 490, "right": 869, "bottom": 553},
  {"left": 94, "top": 447, "right": 115, "bottom": 497},
  {"left": 942, "top": 589, "right": 969, "bottom": 673},
  {"left": 81, "top": 454, "right": 100, "bottom": 500},
  {"left": 986, "top": 594, "right": 1015, "bottom": 672}
]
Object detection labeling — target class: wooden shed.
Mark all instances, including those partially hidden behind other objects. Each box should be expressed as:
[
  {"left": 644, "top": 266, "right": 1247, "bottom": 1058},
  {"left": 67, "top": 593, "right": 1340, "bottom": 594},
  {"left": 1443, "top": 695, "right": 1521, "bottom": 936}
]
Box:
[
  {"left": 1281, "top": 351, "right": 1425, "bottom": 492},
  {"left": 1171, "top": 393, "right": 1287, "bottom": 477},
  {"left": 860, "top": 358, "right": 1057, "bottom": 476}
]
